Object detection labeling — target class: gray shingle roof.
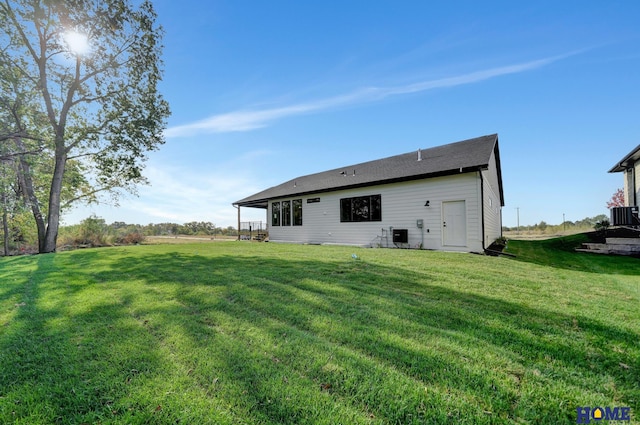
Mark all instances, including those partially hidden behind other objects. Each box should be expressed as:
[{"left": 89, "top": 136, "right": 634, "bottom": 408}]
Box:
[{"left": 234, "top": 134, "right": 502, "bottom": 208}]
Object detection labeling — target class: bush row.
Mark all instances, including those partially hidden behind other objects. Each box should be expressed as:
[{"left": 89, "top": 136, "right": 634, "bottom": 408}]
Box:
[{"left": 57, "top": 215, "right": 145, "bottom": 249}]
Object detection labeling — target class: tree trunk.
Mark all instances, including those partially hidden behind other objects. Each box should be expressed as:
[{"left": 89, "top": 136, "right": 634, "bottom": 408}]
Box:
[
  {"left": 14, "top": 137, "right": 47, "bottom": 252},
  {"left": 42, "top": 143, "right": 67, "bottom": 253},
  {"left": 2, "top": 192, "right": 8, "bottom": 256}
]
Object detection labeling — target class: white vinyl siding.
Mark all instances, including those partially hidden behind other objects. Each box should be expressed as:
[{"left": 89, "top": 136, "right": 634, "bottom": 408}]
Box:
[
  {"left": 268, "top": 172, "right": 484, "bottom": 252},
  {"left": 481, "top": 150, "right": 503, "bottom": 246}
]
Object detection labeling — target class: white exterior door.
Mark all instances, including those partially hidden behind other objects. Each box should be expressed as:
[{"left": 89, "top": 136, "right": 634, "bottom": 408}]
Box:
[{"left": 442, "top": 200, "right": 467, "bottom": 247}]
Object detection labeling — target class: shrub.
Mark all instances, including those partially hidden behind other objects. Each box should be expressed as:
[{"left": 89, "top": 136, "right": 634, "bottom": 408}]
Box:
[
  {"left": 119, "top": 232, "right": 145, "bottom": 245},
  {"left": 56, "top": 215, "right": 113, "bottom": 249},
  {"left": 493, "top": 236, "right": 508, "bottom": 248},
  {"left": 594, "top": 219, "right": 610, "bottom": 233}
]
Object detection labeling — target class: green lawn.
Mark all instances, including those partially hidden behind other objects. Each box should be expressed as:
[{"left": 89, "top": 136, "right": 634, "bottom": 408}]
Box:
[{"left": 0, "top": 238, "right": 638, "bottom": 424}]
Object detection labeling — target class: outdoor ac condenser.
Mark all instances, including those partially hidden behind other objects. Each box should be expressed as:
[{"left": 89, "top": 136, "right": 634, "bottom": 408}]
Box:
[
  {"left": 610, "top": 206, "right": 640, "bottom": 226},
  {"left": 392, "top": 229, "right": 408, "bottom": 243}
]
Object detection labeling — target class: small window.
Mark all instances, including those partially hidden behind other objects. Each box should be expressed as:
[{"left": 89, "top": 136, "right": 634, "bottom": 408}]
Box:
[
  {"left": 340, "top": 198, "right": 352, "bottom": 222},
  {"left": 293, "top": 199, "right": 302, "bottom": 226},
  {"left": 340, "top": 194, "right": 382, "bottom": 222},
  {"left": 272, "top": 202, "right": 280, "bottom": 226},
  {"left": 282, "top": 200, "right": 291, "bottom": 226}
]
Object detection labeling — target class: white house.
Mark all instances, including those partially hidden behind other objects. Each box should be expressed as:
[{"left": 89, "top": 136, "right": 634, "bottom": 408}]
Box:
[
  {"left": 233, "top": 134, "right": 505, "bottom": 252},
  {"left": 609, "top": 144, "right": 640, "bottom": 207}
]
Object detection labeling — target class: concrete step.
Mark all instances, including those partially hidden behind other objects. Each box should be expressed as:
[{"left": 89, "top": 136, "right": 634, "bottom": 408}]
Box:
[
  {"left": 606, "top": 237, "right": 640, "bottom": 245},
  {"left": 582, "top": 243, "right": 609, "bottom": 250},
  {"left": 576, "top": 248, "right": 611, "bottom": 255},
  {"left": 577, "top": 244, "right": 640, "bottom": 255},
  {"left": 610, "top": 249, "right": 640, "bottom": 255},
  {"left": 612, "top": 246, "right": 640, "bottom": 253}
]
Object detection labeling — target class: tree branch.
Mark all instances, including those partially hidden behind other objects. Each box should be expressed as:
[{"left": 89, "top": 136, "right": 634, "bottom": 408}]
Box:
[
  {"left": 0, "top": 132, "right": 45, "bottom": 144},
  {"left": 1, "top": 54, "right": 41, "bottom": 87},
  {"left": 69, "top": 89, "right": 121, "bottom": 108},
  {"left": 66, "top": 120, "right": 112, "bottom": 152},
  {"left": 60, "top": 186, "right": 114, "bottom": 210},
  {"left": 67, "top": 145, "right": 110, "bottom": 160},
  {"left": 1, "top": 1, "right": 39, "bottom": 63},
  {"left": 0, "top": 148, "right": 43, "bottom": 161}
]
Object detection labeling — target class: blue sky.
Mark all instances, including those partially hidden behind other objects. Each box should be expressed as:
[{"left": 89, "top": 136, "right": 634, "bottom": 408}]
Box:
[{"left": 65, "top": 1, "right": 640, "bottom": 228}]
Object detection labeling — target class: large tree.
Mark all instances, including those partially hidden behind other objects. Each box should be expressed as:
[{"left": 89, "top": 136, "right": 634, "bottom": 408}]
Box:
[{"left": 0, "top": 0, "right": 170, "bottom": 253}]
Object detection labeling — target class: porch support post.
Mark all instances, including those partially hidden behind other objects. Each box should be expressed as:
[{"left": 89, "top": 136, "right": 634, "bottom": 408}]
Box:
[{"left": 237, "top": 205, "right": 241, "bottom": 241}]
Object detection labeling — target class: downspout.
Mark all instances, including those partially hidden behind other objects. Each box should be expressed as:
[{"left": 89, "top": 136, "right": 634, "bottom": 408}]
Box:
[
  {"left": 480, "top": 171, "right": 486, "bottom": 250},
  {"left": 633, "top": 166, "right": 638, "bottom": 207}
]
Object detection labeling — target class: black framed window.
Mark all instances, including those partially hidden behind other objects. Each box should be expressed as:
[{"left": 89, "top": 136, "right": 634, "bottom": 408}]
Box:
[
  {"left": 340, "top": 194, "right": 382, "bottom": 222},
  {"left": 371, "top": 195, "right": 382, "bottom": 221},
  {"left": 293, "top": 199, "right": 302, "bottom": 226},
  {"left": 282, "top": 200, "right": 291, "bottom": 226},
  {"left": 340, "top": 198, "right": 351, "bottom": 222},
  {"left": 272, "top": 202, "right": 280, "bottom": 226}
]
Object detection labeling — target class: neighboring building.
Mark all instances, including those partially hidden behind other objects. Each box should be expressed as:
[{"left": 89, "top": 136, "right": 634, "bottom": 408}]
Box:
[
  {"left": 577, "top": 144, "right": 640, "bottom": 253},
  {"left": 609, "top": 144, "right": 640, "bottom": 207},
  {"left": 233, "top": 134, "right": 505, "bottom": 252}
]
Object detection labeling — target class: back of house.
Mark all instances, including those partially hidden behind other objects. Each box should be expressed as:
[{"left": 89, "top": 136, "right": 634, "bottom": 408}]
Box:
[{"left": 234, "top": 134, "right": 505, "bottom": 252}]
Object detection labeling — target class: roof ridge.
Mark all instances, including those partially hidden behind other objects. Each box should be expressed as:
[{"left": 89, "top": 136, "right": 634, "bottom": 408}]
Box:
[{"left": 234, "top": 134, "right": 499, "bottom": 207}]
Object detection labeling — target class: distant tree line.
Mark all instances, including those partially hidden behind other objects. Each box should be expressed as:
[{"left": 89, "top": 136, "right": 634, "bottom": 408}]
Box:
[
  {"left": 2, "top": 215, "right": 238, "bottom": 255},
  {"left": 108, "top": 220, "right": 238, "bottom": 237},
  {"left": 502, "top": 214, "right": 609, "bottom": 234}
]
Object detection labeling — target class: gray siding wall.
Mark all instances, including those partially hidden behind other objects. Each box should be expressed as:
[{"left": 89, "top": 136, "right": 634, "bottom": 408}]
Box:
[
  {"left": 268, "top": 173, "right": 484, "bottom": 252},
  {"left": 481, "top": 150, "right": 503, "bottom": 246}
]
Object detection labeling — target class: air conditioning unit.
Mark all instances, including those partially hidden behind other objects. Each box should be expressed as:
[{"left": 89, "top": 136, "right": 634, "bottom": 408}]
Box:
[
  {"left": 610, "top": 206, "right": 640, "bottom": 226},
  {"left": 392, "top": 229, "right": 408, "bottom": 243}
]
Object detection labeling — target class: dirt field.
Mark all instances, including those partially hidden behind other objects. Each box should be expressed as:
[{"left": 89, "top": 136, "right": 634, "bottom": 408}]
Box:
[
  {"left": 503, "top": 231, "right": 579, "bottom": 241},
  {"left": 145, "top": 235, "right": 238, "bottom": 244}
]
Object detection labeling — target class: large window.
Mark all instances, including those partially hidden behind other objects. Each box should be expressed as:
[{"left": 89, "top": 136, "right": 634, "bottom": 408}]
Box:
[
  {"left": 282, "top": 200, "right": 291, "bottom": 226},
  {"left": 272, "top": 202, "right": 280, "bottom": 226},
  {"left": 340, "top": 194, "right": 382, "bottom": 222},
  {"left": 293, "top": 199, "right": 303, "bottom": 226},
  {"left": 273, "top": 199, "right": 302, "bottom": 226}
]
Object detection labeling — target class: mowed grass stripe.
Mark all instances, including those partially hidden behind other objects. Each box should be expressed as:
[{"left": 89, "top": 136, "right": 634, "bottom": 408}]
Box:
[{"left": 0, "top": 240, "right": 638, "bottom": 424}]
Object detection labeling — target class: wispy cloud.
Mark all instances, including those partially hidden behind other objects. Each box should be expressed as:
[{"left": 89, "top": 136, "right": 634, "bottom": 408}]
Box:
[
  {"left": 123, "top": 164, "right": 267, "bottom": 224},
  {"left": 164, "top": 53, "right": 572, "bottom": 138},
  {"left": 65, "top": 157, "right": 270, "bottom": 226}
]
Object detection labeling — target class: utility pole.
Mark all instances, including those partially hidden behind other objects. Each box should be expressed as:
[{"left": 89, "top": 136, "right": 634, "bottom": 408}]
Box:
[{"left": 516, "top": 207, "right": 520, "bottom": 234}]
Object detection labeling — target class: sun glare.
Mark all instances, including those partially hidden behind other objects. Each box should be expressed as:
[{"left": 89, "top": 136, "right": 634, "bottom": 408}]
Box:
[{"left": 63, "top": 31, "right": 90, "bottom": 56}]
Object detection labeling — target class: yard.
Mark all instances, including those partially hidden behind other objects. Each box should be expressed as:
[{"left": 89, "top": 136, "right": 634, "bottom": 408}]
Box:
[{"left": 0, "top": 237, "right": 638, "bottom": 424}]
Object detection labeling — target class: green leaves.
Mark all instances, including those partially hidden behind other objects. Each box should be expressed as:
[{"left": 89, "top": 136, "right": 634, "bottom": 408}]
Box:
[{"left": 1, "top": 0, "right": 170, "bottom": 252}]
